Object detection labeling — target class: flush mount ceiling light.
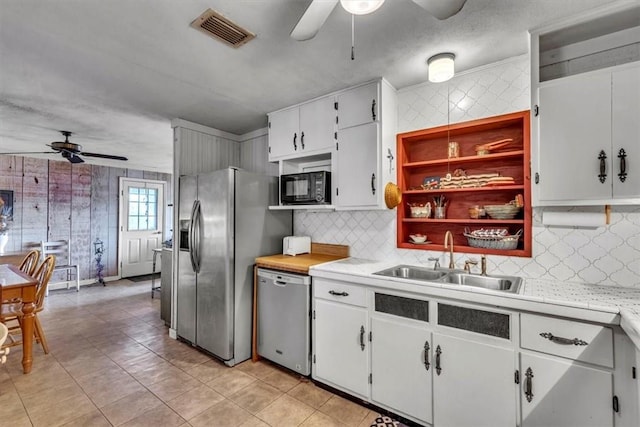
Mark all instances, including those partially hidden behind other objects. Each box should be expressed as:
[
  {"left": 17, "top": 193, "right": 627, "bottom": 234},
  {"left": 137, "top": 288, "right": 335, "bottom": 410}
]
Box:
[
  {"left": 427, "top": 53, "right": 455, "bottom": 83},
  {"left": 340, "top": 0, "right": 385, "bottom": 15}
]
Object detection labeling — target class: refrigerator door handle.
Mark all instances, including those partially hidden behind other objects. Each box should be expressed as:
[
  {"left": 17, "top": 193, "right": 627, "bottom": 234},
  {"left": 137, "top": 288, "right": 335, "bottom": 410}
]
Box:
[
  {"left": 188, "top": 200, "right": 200, "bottom": 272},
  {"left": 194, "top": 200, "right": 203, "bottom": 273}
]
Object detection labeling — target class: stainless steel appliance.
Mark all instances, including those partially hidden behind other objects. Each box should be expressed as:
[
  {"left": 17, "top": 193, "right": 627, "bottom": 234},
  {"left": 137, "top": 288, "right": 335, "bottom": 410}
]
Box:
[
  {"left": 177, "top": 168, "right": 292, "bottom": 366},
  {"left": 257, "top": 268, "right": 311, "bottom": 375},
  {"left": 280, "top": 171, "right": 331, "bottom": 205}
]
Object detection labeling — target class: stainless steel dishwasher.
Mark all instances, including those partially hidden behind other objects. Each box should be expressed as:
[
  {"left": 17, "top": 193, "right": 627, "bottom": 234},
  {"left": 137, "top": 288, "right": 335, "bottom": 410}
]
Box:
[{"left": 257, "top": 268, "right": 311, "bottom": 375}]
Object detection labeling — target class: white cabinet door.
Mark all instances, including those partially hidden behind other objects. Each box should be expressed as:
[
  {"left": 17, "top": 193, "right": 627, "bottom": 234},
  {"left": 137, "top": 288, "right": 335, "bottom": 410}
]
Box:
[
  {"left": 538, "top": 72, "right": 612, "bottom": 202},
  {"left": 612, "top": 64, "right": 640, "bottom": 199},
  {"left": 313, "top": 299, "right": 369, "bottom": 398},
  {"left": 299, "top": 96, "right": 336, "bottom": 154},
  {"left": 268, "top": 107, "right": 299, "bottom": 160},
  {"left": 336, "top": 122, "right": 378, "bottom": 207},
  {"left": 337, "top": 82, "right": 378, "bottom": 130},
  {"left": 371, "top": 316, "right": 432, "bottom": 424},
  {"left": 521, "top": 352, "right": 613, "bottom": 427},
  {"left": 433, "top": 334, "right": 517, "bottom": 427}
]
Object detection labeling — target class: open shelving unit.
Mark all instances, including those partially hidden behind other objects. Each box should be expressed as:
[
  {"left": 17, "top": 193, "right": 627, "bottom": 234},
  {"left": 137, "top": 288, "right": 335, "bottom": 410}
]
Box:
[{"left": 396, "top": 110, "right": 532, "bottom": 257}]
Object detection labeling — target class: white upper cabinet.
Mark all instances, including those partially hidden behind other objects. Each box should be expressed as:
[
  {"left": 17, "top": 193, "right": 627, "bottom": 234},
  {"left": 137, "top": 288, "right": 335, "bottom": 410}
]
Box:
[
  {"left": 535, "top": 63, "right": 640, "bottom": 205},
  {"left": 337, "top": 82, "right": 378, "bottom": 129},
  {"left": 268, "top": 96, "right": 335, "bottom": 161},
  {"left": 335, "top": 122, "right": 379, "bottom": 208},
  {"left": 268, "top": 78, "right": 397, "bottom": 210},
  {"left": 530, "top": 2, "right": 640, "bottom": 206},
  {"left": 334, "top": 80, "right": 397, "bottom": 210},
  {"left": 612, "top": 66, "right": 640, "bottom": 199},
  {"left": 537, "top": 71, "right": 612, "bottom": 203},
  {"left": 268, "top": 106, "right": 300, "bottom": 160}
]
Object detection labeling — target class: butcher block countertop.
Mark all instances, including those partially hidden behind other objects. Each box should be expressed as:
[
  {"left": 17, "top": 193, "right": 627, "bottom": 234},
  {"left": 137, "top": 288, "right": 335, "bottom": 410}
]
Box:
[{"left": 255, "top": 243, "right": 349, "bottom": 274}]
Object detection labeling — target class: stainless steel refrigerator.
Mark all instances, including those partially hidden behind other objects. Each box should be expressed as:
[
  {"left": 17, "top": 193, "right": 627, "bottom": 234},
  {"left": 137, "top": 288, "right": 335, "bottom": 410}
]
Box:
[{"left": 177, "top": 168, "right": 292, "bottom": 366}]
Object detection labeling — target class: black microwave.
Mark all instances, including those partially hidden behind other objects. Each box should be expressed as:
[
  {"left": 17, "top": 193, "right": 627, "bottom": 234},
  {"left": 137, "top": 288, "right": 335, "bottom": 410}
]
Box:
[{"left": 281, "top": 171, "right": 331, "bottom": 205}]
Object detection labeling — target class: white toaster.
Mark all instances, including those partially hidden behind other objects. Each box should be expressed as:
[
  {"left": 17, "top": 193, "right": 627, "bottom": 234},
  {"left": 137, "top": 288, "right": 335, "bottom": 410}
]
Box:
[{"left": 283, "top": 236, "right": 311, "bottom": 256}]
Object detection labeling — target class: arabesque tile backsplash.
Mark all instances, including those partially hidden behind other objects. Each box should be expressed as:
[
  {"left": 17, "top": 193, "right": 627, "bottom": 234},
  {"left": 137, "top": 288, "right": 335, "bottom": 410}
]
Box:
[{"left": 294, "top": 55, "right": 640, "bottom": 288}]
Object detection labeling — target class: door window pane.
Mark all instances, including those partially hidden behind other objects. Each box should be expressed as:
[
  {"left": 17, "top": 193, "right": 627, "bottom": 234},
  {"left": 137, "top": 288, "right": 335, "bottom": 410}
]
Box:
[{"left": 128, "top": 187, "right": 158, "bottom": 231}]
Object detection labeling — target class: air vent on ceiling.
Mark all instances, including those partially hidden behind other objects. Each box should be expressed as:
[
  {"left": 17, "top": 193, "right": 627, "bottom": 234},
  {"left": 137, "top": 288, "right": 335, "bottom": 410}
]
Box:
[{"left": 190, "top": 8, "right": 255, "bottom": 48}]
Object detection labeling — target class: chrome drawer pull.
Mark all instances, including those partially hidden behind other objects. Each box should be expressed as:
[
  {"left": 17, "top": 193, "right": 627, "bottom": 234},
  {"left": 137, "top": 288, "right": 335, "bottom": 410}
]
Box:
[
  {"left": 328, "top": 290, "right": 349, "bottom": 297},
  {"left": 539, "top": 332, "right": 588, "bottom": 346}
]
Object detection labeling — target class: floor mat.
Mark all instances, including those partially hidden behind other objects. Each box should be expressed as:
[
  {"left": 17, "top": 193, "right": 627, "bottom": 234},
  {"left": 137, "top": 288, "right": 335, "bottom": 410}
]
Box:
[
  {"left": 126, "top": 274, "right": 158, "bottom": 282},
  {"left": 370, "top": 416, "right": 410, "bottom": 427}
]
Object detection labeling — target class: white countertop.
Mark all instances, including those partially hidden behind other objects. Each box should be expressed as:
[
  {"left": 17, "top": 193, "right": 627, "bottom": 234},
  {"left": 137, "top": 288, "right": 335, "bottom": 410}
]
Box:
[{"left": 309, "top": 257, "right": 640, "bottom": 350}]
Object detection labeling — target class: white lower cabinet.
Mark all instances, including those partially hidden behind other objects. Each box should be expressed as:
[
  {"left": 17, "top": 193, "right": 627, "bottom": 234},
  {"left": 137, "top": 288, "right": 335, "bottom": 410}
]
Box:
[
  {"left": 520, "top": 352, "right": 613, "bottom": 427},
  {"left": 432, "top": 333, "right": 517, "bottom": 427},
  {"left": 313, "top": 280, "right": 369, "bottom": 399},
  {"left": 371, "top": 315, "right": 433, "bottom": 424},
  {"left": 311, "top": 277, "right": 634, "bottom": 427}
]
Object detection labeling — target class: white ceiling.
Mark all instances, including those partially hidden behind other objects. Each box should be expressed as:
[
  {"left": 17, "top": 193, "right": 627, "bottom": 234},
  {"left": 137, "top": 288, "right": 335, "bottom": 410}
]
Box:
[{"left": 0, "top": 0, "right": 617, "bottom": 173}]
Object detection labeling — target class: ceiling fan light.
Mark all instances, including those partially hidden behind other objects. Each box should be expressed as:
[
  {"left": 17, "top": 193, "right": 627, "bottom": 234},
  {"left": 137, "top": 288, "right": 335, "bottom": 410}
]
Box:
[
  {"left": 340, "top": 0, "right": 385, "bottom": 15},
  {"left": 427, "top": 53, "right": 455, "bottom": 83}
]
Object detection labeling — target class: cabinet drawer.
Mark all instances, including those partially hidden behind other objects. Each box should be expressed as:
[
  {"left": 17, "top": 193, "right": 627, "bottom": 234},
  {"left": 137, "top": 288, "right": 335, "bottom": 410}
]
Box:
[
  {"left": 313, "top": 278, "right": 367, "bottom": 307},
  {"left": 520, "top": 313, "right": 613, "bottom": 368}
]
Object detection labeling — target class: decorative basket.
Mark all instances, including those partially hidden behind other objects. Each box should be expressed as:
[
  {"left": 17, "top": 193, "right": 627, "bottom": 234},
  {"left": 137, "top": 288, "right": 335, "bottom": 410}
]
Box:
[
  {"left": 484, "top": 203, "right": 521, "bottom": 219},
  {"left": 464, "top": 228, "right": 523, "bottom": 250}
]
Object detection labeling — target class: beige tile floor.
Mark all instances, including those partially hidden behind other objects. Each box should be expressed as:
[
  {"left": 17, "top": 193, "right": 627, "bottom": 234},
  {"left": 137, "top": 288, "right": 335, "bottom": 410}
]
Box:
[{"left": 0, "top": 279, "right": 386, "bottom": 427}]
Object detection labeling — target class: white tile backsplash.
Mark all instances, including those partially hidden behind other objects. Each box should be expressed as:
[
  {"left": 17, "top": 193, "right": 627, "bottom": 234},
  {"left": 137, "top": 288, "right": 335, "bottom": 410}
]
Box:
[{"left": 294, "top": 56, "right": 640, "bottom": 289}]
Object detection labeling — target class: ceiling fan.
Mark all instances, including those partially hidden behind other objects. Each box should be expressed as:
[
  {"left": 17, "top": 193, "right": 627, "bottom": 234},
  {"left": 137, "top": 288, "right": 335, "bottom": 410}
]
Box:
[
  {"left": 0, "top": 131, "right": 128, "bottom": 164},
  {"left": 291, "top": 0, "right": 468, "bottom": 41}
]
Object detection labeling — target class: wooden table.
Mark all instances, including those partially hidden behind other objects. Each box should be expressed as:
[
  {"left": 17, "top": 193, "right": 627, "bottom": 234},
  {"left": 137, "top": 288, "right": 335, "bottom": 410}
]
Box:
[
  {"left": 0, "top": 251, "right": 29, "bottom": 267},
  {"left": 0, "top": 264, "right": 38, "bottom": 374}
]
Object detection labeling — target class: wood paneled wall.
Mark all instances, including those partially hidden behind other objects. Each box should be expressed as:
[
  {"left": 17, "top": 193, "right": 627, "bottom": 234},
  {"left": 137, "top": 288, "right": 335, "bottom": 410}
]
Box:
[
  {"left": 177, "top": 127, "right": 241, "bottom": 176},
  {"left": 240, "top": 133, "right": 278, "bottom": 177},
  {"left": 0, "top": 155, "right": 172, "bottom": 282}
]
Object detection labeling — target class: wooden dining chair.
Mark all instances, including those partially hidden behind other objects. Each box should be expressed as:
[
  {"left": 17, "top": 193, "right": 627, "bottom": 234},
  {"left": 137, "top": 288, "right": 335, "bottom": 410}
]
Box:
[
  {"left": 19, "top": 249, "right": 40, "bottom": 276},
  {"left": 0, "top": 255, "right": 56, "bottom": 354},
  {"left": 0, "top": 323, "right": 10, "bottom": 364}
]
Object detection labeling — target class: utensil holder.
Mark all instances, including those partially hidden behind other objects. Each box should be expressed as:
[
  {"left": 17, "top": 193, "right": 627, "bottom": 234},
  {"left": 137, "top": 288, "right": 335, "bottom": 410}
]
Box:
[{"left": 434, "top": 206, "right": 446, "bottom": 219}]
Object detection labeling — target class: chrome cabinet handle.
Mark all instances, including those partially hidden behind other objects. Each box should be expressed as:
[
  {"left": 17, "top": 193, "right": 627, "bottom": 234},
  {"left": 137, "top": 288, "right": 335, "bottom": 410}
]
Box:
[
  {"left": 423, "top": 341, "right": 430, "bottom": 371},
  {"left": 539, "top": 332, "right": 588, "bottom": 346},
  {"left": 371, "top": 99, "right": 376, "bottom": 121},
  {"left": 359, "top": 326, "right": 365, "bottom": 351},
  {"left": 301, "top": 131, "right": 305, "bottom": 149},
  {"left": 525, "top": 367, "right": 534, "bottom": 402},
  {"left": 618, "top": 148, "right": 627, "bottom": 182},
  {"left": 435, "top": 345, "right": 442, "bottom": 375},
  {"left": 293, "top": 133, "right": 297, "bottom": 150},
  {"left": 328, "top": 290, "right": 349, "bottom": 297},
  {"left": 598, "top": 150, "right": 607, "bottom": 183},
  {"left": 371, "top": 173, "right": 376, "bottom": 195}
]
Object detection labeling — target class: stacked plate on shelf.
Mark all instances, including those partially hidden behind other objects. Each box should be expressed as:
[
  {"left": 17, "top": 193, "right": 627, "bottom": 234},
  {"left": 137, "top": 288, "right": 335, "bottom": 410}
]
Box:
[{"left": 484, "top": 204, "right": 521, "bottom": 219}]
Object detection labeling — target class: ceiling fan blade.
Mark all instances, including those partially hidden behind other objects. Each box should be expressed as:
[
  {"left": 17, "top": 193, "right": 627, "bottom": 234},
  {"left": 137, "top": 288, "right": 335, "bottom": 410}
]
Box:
[
  {"left": 80, "top": 151, "right": 128, "bottom": 161},
  {"left": 411, "top": 0, "right": 467, "bottom": 20},
  {"left": 0, "top": 151, "right": 54, "bottom": 155},
  {"left": 290, "top": 0, "right": 339, "bottom": 41}
]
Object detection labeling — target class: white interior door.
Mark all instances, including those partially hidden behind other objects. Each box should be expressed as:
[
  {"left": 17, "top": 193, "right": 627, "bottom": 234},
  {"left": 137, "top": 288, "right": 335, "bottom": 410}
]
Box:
[{"left": 120, "top": 178, "right": 164, "bottom": 278}]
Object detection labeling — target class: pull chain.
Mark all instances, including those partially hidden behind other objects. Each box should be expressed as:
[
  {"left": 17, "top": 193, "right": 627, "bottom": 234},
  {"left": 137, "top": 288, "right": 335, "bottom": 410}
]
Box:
[
  {"left": 446, "top": 83, "right": 451, "bottom": 175},
  {"left": 351, "top": 14, "right": 355, "bottom": 60}
]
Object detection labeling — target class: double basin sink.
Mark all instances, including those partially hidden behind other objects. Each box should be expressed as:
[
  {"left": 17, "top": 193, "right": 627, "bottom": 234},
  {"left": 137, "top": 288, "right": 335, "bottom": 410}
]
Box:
[{"left": 373, "top": 265, "right": 522, "bottom": 294}]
